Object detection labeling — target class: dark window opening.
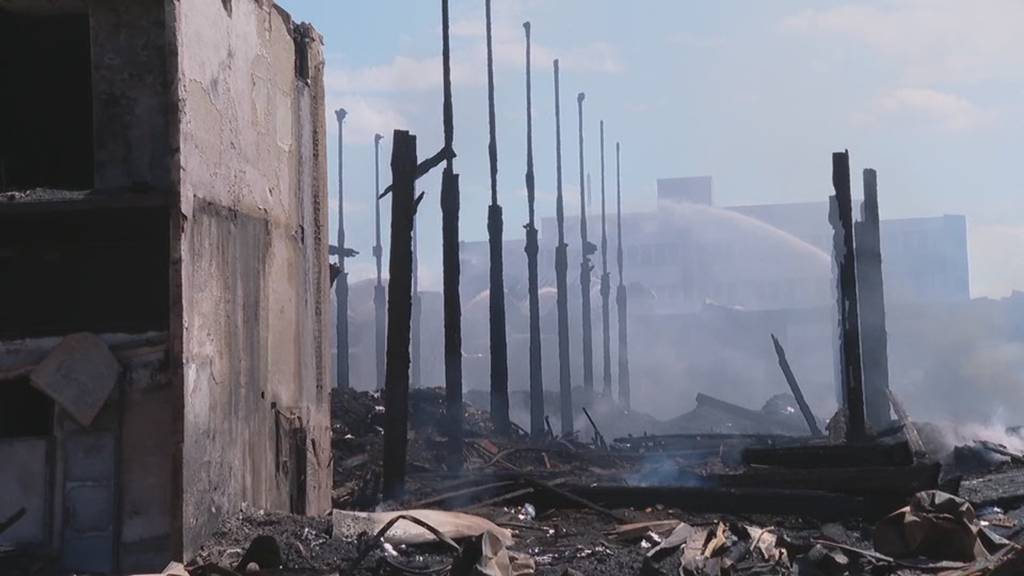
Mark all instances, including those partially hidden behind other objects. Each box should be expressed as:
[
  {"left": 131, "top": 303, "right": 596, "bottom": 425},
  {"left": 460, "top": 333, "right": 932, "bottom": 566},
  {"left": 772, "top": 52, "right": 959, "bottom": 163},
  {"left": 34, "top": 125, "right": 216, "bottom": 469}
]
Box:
[
  {"left": 0, "top": 377, "right": 53, "bottom": 438},
  {"left": 0, "top": 9, "right": 94, "bottom": 192}
]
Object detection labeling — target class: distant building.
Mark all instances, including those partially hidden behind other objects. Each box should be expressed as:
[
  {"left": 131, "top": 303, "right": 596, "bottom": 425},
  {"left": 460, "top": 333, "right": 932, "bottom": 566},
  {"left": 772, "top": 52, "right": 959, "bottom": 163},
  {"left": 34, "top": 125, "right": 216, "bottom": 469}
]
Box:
[
  {"left": 730, "top": 201, "right": 971, "bottom": 303},
  {"left": 657, "top": 176, "right": 714, "bottom": 206}
]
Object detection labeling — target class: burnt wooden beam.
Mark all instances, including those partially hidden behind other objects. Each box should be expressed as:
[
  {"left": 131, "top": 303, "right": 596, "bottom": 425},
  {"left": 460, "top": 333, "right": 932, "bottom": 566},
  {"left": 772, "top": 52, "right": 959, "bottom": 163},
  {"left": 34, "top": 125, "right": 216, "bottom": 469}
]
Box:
[
  {"left": 888, "top": 389, "right": 928, "bottom": 460},
  {"left": 831, "top": 151, "right": 867, "bottom": 441},
  {"left": 856, "top": 168, "right": 893, "bottom": 430},
  {"left": 523, "top": 21, "right": 544, "bottom": 439},
  {"left": 709, "top": 461, "right": 940, "bottom": 497},
  {"left": 771, "top": 334, "right": 823, "bottom": 437},
  {"left": 412, "top": 221, "right": 421, "bottom": 388},
  {"left": 552, "top": 60, "right": 573, "bottom": 436},
  {"left": 373, "top": 133, "right": 386, "bottom": 391},
  {"left": 335, "top": 108, "right": 350, "bottom": 389},
  {"left": 577, "top": 92, "right": 595, "bottom": 395},
  {"left": 485, "top": 0, "right": 510, "bottom": 435},
  {"left": 599, "top": 121, "right": 612, "bottom": 398},
  {"left": 559, "top": 485, "right": 879, "bottom": 520},
  {"left": 743, "top": 439, "right": 914, "bottom": 469},
  {"left": 382, "top": 130, "right": 418, "bottom": 500},
  {"left": 440, "top": 0, "right": 464, "bottom": 472},
  {"left": 615, "top": 142, "right": 631, "bottom": 409}
]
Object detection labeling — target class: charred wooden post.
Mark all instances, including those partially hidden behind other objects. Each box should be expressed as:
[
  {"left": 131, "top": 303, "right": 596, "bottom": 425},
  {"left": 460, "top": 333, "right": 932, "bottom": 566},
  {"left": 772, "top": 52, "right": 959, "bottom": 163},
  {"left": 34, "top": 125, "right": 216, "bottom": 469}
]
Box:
[
  {"left": 373, "top": 133, "right": 386, "bottom": 391},
  {"left": 553, "top": 60, "right": 573, "bottom": 435},
  {"left": 599, "top": 121, "right": 612, "bottom": 398},
  {"left": 412, "top": 220, "right": 422, "bottom": 388},
  {"left": 830, "top": 151, "right": 867, "bottom": 442},
  {"left": 382, "top": 130, "right": 418, "bottom": 500},
  {"left": 615, "top": 142, "right": 631, "bottom": 409},
  {"left": 576, "top": 92, "right": 595, "bottom": 395},
  {"left": 335, "top": 108, "right": 351, "bottom": 389},
  {"left": 485, "top": 0, "right": 510, "bottom": 435},
  {"left": 856, "top": 168, "right": 892, "bottom": 430},
  {"left": 523, "top": 21, "right": 545, "bottom": 439},
  {"left": 440, "top": 0, "right": 464, "bottom": 471},
  {"left": 771, "top": 334, "right": 823, "bottom": 437}
]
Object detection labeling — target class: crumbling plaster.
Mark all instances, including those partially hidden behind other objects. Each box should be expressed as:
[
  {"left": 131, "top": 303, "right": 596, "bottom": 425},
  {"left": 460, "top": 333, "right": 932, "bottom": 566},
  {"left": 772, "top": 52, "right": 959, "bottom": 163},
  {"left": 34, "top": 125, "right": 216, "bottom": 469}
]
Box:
[{"left": 171, "top": 0, "right": 330, "bottom": 557}]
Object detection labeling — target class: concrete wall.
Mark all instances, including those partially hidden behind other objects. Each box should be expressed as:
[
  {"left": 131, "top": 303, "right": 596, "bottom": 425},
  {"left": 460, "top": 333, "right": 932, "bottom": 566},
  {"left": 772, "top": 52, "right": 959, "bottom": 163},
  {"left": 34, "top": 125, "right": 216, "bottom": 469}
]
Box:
[
  {"left": 170, "top": 0, "right": 330, "bottom": 557},
  {"left": 90, "top": 0, "right": 174, "bottom": 192},
  {"left": 0, "top": 333, "right": 173, "bottom": 573}
]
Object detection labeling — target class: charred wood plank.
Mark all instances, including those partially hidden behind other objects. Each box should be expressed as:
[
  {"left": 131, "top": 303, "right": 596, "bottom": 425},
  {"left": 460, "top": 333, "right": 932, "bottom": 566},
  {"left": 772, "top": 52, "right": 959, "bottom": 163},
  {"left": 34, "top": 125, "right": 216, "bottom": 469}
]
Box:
[
  {"left": 887, "top": 389, "right": 928, "bottom": 460},
  {"left": 709, "top": 461, "right": 940, "bottom": 496},
  {"left": 771, "top": 334, "right": 823, "bottom": 437},
  {"left": 561, "top": 485, "right": 880, "bottom": 520},
  {"left": 743, "top": 439, "right": 914, "bottom": 468}
]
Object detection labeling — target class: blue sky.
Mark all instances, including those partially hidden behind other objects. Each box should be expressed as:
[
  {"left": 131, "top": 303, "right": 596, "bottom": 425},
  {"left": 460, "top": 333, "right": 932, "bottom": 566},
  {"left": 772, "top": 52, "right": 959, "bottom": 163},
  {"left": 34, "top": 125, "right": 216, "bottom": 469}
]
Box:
[{"left": 279, "top": 0, "right": 1023, "bottom": 296}]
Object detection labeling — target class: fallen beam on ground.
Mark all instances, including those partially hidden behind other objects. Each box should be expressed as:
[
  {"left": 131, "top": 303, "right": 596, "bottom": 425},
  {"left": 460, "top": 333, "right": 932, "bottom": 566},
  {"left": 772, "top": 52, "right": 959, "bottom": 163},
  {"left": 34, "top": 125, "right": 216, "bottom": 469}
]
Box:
[
  {"left": 559, "top": 485, "right": 880, "bottom": 520},
  {"left": 709, "top": 461, "right": 941, "bottom": 497},
  {"left": 743, "top": 439, "right": 914, "bottom": 468}
]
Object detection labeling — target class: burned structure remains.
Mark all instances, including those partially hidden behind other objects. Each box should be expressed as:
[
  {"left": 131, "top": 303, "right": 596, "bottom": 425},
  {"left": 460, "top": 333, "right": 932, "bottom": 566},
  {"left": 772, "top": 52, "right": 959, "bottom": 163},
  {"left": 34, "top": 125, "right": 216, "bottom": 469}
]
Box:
[{"left": 0, "top": 1, "right": 331, "bottom": 572}]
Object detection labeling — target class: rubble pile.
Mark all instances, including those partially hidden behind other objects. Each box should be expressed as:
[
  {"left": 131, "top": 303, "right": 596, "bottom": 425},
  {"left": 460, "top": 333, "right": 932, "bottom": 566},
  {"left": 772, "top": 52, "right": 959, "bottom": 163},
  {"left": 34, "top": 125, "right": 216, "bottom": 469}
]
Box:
[{"left": 181, "top": 390, "right": 1024, "bottom": 576}]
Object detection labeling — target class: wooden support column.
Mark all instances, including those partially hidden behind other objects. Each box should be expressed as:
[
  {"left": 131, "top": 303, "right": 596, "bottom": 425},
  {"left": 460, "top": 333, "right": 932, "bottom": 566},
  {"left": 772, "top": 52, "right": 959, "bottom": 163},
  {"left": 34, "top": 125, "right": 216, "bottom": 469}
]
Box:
[
  {"left": 440, "top": 0, "right": 464, "bottom": 471},
  {"left": 553, "top": 60, "right": 573, "bottom": 435},
  {"left": 577, "top": 92, "right": 595, "bottom": 395},
  {"left": 334, "top": 108, "right": 350, "bottom": 389},
  {"left": 523, "top": 21, "right": 545, "bottom": 439},
  {"left": 615, "top": 142, "right": 631, "bottom": 409},
  {"left": 412, "top": 222, "right": 421, "bottom": 388},
  {"left": 373, "top": 133, "right": 386, "bottom": 391},
  {"left": 382, "top": 130, "right": 418, "bottom": 500},
  {"left": 599, "top": 121, "right": 612, "bottom": 398},
  {"left": 856, "top": 168, "right": 892, "bottom": 430},
  {"left": 485, "top": 0, "right": 510, "bottom": 435},
  {"left": 830, "top": 151, "right": 867, "bottom": 442}
]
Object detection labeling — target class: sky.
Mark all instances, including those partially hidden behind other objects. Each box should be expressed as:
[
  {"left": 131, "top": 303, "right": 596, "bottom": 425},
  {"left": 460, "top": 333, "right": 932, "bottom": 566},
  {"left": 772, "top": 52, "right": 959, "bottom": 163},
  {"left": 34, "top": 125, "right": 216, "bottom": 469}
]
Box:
[{"left": 278, "top": 0, "right": 1024, "bottom": 297}]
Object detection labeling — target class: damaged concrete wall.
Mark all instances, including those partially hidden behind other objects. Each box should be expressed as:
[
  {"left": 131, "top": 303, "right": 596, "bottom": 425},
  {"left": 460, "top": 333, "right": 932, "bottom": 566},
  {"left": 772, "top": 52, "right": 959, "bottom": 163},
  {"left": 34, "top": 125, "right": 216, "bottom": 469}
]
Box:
[
  {"left": 89, "top": 0, "right": 173, "bottom": 192},
  {"left": 170, "top": 0, "right": 331, "bottom": 558}
]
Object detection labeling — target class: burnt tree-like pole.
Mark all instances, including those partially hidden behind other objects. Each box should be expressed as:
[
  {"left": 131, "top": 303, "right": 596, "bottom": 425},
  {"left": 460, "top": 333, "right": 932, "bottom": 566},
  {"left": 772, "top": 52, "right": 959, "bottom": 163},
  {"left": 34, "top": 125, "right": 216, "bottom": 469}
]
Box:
[
  {"left": 485, "top": 0, "right": 510, "bottom": 435},
  {"left": 440, "top": 0, "right": 464, "bottom": 471},
  {"left": 335, "top": 108, "right": 351, "bottom": 389},
  {"left": 599, "top": 121, "right": 612, "bottom": 397},
  {"left": 856, "top": 168, "right": 892, "bottom": 430},
  {"left": 553, "top": 60, "right": 573, "bottom": 435},
  {"left": 615, "top": 142, "right": 631, "bottom": 408},
  {"left": 830, "top": 150, "right": 867, "bottom": 442},
  {"left": 412, "top": 220, "right": 422, "bottom": 388},
  {"left": 523, "top": 21, "right": 545, "bottom": 439},
  {"left": 382, "top": 130, "right": 418, "bottom": 500},
  {"left": 577, "top": 92, "right": 595, "bottom": 395},
  {"left": 373, "top": 133, "right": 386, "bottom": 391}
]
